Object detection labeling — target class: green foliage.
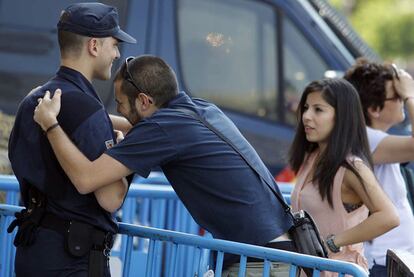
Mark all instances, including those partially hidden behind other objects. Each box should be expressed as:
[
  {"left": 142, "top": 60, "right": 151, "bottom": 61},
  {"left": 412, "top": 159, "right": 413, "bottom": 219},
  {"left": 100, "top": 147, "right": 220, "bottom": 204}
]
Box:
[
  {"left": 378, "top": 14, "right": 414, "bottom": 59},
  {"left": 328, "top": 0, "right": 414, "bottom": 60}
]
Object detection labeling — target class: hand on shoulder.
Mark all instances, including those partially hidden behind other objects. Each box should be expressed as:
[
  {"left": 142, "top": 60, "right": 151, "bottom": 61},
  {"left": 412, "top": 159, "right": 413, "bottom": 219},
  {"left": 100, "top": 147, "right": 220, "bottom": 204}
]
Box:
[{"left": 33, "top": 89, "right": 62, "bottom": 132}]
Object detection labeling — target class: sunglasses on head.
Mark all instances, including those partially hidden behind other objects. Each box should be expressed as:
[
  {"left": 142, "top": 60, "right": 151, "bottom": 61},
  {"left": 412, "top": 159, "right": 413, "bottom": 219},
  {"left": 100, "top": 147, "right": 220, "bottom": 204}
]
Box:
[
  {"left": 123, "top": 57, "right": 153, "bottom": 104},
  {"left": 124, "top": 56, "right": 141, "bottom": 91}
]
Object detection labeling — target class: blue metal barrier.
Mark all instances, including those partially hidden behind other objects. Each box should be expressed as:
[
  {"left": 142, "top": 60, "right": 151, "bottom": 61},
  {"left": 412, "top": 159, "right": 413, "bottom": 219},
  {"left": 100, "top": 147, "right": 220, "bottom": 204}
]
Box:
[
  {"left": 119, "top": 174, "right": 202, "bottom": 276},
  {"left": 0, "top": 204, "right": 19, "bottom": 277},
  {"left": 0, "top": 204, "right": 368, "bottom": 277},
  {"left": 0, "top": 174, "right": 293, "bottom": 206},
  {"left": 0, "top": 173, "right": 203, "bottom": 276},
  {"left": 0, "top": 175, "right": 19, "bottom": 206},
  {"left": 0, "top": 174, "right": 294, "bottom": 276}
]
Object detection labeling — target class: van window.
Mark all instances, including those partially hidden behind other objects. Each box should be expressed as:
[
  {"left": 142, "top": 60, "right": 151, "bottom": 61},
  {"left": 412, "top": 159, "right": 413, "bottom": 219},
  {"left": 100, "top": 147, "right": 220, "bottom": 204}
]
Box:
[
  {"left": 177, "top": 0, "right": 278, "bottom": 120},
  {"left": 283, "top": 17, "right": 329, "bottom": 125},
  {"left": 177, "top": 0, "right": 329, "bottom": 125}
]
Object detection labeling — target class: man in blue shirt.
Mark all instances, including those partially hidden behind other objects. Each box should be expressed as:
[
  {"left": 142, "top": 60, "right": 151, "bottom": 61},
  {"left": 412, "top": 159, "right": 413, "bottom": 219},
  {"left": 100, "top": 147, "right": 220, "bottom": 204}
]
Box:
[
  {"left": 8, "top": 3, "right": 135, "bottom": 276},
  {"left": 34, "top": 55, "right": 295, "bottom": 274}
]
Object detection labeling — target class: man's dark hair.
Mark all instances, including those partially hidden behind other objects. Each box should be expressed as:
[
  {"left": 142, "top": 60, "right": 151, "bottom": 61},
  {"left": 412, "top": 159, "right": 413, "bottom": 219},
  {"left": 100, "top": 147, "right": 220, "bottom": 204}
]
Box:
[
  {"left": 289, "top": 78, "right": 373, "bottom": 208},
  {"left": 344, "top": 58, "right": 395, "bottom": 126},
  {"left": 115, "top": 55, "right": 179, "bottom": 108},
  {"left": 58, "top": 30, "right": 89, "bottom": 58}
]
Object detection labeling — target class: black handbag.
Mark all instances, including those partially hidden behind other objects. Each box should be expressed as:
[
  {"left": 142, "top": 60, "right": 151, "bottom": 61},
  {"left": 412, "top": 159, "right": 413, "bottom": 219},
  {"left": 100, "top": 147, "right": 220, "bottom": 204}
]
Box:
[
  {"left": 289, "top": 210, "right": 327, "bottom": 257},
  {"left": 289, "top": 210, "right": 328, "bottom": 276},
  {"left": 176, "top": 107, "right": 328, "bottom": 264}
]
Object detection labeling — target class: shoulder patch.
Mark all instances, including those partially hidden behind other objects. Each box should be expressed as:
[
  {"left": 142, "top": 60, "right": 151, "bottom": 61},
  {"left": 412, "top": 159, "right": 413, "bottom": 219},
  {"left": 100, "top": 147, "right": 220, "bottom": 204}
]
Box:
[{"left": 105, "top": 139, "right": 114, "bottom": 149}]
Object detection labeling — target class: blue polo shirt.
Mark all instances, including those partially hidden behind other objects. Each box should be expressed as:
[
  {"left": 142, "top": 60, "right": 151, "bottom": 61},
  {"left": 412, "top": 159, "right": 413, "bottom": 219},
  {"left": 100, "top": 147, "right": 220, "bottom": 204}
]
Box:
[
  {"left": 9, "top": 66, "right": 117, "bottom": 233},
  {"left": 106, "top": 92, "right": 293, "bottom": 245}
]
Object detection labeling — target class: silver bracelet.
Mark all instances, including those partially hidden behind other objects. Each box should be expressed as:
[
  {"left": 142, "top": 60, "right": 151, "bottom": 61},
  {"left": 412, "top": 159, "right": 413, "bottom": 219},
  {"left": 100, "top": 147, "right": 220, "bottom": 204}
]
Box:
[{"left": 326, "top": 234, "right": 341, "bottom": 253}]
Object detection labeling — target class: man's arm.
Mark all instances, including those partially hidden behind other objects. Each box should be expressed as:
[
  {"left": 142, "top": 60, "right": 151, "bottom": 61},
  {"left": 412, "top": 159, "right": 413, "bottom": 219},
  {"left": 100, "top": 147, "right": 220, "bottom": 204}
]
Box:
[
  {"left": 34, "top": 90, "right": 133, "bottom": 195},
  {"left": 94, "top": 129, "right": 129, "bottom": 212},
  {"left": 110, "top": 114, "right": 132, "bottom": 134},
  {"left": 94, "top": 178, "right": 128, "bottom": 213}
]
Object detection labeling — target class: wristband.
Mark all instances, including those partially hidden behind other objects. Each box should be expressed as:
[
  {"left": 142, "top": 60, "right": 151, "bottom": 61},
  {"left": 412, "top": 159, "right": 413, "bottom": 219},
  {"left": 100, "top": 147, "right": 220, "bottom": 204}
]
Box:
[
  {"left": 45, "top": 122, "right": 59, "bottom": 134},
  {"left": 404, "top": 97, "right": 414, "bottom": 104},
  {"left": 326, "top": 234, "right": 341, "bottom": 253}
]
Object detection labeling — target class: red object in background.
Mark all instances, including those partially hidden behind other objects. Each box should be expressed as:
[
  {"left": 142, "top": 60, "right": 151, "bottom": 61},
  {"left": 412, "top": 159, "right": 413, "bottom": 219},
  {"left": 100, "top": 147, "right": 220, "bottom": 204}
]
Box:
[{"left": 275, "top": 166, "right": 296, "bottom": 183}]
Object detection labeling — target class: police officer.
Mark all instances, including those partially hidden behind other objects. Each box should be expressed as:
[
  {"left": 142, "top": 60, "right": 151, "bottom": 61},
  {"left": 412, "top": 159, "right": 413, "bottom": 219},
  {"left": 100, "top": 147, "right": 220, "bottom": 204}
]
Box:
[
  {"left": 34, "top": 55, "right": 296, "bottom": 276},
  {"left": 8, "top": 3, "right": 135, "bottom": 276}
]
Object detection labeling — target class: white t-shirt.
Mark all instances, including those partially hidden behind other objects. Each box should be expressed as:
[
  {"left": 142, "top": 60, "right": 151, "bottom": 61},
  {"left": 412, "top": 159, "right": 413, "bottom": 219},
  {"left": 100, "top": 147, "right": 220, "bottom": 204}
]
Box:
[{"left": 364, "top": 127, "right": 414, "bottom": 268}]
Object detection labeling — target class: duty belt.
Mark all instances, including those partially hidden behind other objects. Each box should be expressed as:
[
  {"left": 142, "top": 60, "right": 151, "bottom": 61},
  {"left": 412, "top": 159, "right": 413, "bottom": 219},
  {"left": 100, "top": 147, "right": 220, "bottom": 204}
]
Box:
[{"left": 41, "top": 212, "right": 113, "bottom": 251}]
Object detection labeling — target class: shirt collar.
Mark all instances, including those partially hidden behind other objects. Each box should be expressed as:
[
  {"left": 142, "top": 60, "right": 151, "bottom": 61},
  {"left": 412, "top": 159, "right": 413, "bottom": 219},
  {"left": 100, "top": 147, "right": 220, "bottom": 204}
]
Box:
[
  {"left": 166, "top": 91, "right": 192, "bottom": 108},
  {"left": 57, "top": 66, "right": 101, "bottom": 101}
]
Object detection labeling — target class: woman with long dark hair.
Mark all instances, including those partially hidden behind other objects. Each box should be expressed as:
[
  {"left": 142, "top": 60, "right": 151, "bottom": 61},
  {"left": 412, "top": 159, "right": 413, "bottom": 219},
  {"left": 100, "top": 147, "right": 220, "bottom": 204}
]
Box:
[{"left": 289, "top": 79, "right": 399, "bottom": 275}]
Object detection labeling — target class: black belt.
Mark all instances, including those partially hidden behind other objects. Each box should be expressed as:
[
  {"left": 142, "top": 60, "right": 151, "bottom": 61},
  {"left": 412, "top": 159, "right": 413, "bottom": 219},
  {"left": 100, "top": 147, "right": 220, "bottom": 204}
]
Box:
[
  {"left": 40, "top": 213, "right": 114, "bottom": 251},
  {"left": 246, "top": 241, "right": 296, "bottom": 262}
]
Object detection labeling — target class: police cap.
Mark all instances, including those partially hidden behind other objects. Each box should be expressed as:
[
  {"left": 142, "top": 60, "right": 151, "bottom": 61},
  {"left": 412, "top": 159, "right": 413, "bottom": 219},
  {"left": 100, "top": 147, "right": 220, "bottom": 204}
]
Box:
[{"left": 57, "top": 2, "right": 136, "bottom": 43}]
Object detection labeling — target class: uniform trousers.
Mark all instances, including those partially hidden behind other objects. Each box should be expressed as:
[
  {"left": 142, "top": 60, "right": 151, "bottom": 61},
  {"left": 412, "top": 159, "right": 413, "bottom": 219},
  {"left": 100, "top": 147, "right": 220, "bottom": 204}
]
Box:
[{"left": 15, "top": 227, "right": 110, "bottom": 277}]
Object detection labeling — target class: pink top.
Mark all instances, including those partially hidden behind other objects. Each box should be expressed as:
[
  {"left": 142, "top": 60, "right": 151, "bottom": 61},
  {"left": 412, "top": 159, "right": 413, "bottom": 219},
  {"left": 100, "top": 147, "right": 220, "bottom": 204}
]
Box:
[{"left": 291, "top": 152, "right": 369, "bottom": 276}]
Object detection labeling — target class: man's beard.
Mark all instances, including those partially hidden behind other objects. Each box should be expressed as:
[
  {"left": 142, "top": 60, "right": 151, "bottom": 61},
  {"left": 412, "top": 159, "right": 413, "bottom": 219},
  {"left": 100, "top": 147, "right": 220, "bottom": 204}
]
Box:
[{"left": 127, "top": 107, "right": 142, "bottom": 125}]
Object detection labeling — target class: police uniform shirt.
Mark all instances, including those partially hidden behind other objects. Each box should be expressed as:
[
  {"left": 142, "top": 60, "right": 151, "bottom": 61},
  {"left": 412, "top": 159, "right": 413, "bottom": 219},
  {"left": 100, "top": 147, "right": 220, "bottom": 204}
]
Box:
[
  {"left": 9, "top": 66, "right": 117, "bottom": 233},
  {"left": 106, "top": 91, "right": 293, "bottom": 245}
]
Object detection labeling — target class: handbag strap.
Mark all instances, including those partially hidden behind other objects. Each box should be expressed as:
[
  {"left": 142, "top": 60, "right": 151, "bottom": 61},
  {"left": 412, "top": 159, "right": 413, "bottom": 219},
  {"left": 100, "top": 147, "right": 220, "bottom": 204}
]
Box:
[{"left": 175, "top": 107, "right": 295, "bottom": 221}]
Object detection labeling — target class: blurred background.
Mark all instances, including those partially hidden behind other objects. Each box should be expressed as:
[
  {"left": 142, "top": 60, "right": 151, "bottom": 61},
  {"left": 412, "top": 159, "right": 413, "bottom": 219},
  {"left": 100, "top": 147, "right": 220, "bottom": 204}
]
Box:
[{"left": 329, "top": 0, "right": 414, "bottom": 72}]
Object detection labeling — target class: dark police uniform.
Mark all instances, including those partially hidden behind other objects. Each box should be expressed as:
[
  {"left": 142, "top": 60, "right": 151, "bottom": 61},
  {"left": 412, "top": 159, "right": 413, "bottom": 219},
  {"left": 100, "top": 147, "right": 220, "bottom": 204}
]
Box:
[
  {"left": 8, "top": 66, "right": 117, "bottom": 276},
  {"left": 8, "top": 2, "right": 136, "bottom": 275},
  {"left": 106, "top": 92, "right": 294, "bottom": 266}
]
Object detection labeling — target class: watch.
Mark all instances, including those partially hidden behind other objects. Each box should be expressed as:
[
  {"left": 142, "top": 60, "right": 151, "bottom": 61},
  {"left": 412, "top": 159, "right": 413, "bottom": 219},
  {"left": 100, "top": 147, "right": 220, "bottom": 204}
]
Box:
[{"left": 326, "top": 234, "right": 341, "bottom": 253}]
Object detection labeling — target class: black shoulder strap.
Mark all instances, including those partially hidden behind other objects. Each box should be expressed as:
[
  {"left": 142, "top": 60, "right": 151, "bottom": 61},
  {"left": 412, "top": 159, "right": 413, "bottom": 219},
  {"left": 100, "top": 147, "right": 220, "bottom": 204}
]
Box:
[{"left": 175, "top": 108, "right": 294, "bottom": 219}]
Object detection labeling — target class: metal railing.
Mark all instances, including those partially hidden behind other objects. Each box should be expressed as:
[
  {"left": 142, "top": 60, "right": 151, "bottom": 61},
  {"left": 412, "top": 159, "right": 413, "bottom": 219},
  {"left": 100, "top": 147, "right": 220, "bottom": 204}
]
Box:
[
  {"left": 0, "top": 173, "right": 201, "bottom": 276},
  {"left": 0, "top": 173, "right": 294, "bottom": 276},
  {"left": 0, "top": 174, "right": 293, "bottom": 207},
  {"left": 0, "top": 204, "right": 368, "bottom": 277}
]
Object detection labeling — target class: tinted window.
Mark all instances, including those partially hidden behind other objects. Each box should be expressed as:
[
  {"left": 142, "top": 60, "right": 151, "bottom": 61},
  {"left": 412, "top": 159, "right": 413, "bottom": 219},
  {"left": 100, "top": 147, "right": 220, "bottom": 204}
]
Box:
[
  {"left": 283, "top": 17, "right": 329, "bottom": 125},
  {"left": 177, "top": 0, "right": 329, "bottom": 125},
  {"left": 178, "top": 0, "right": 279, "bottom": 120}
]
